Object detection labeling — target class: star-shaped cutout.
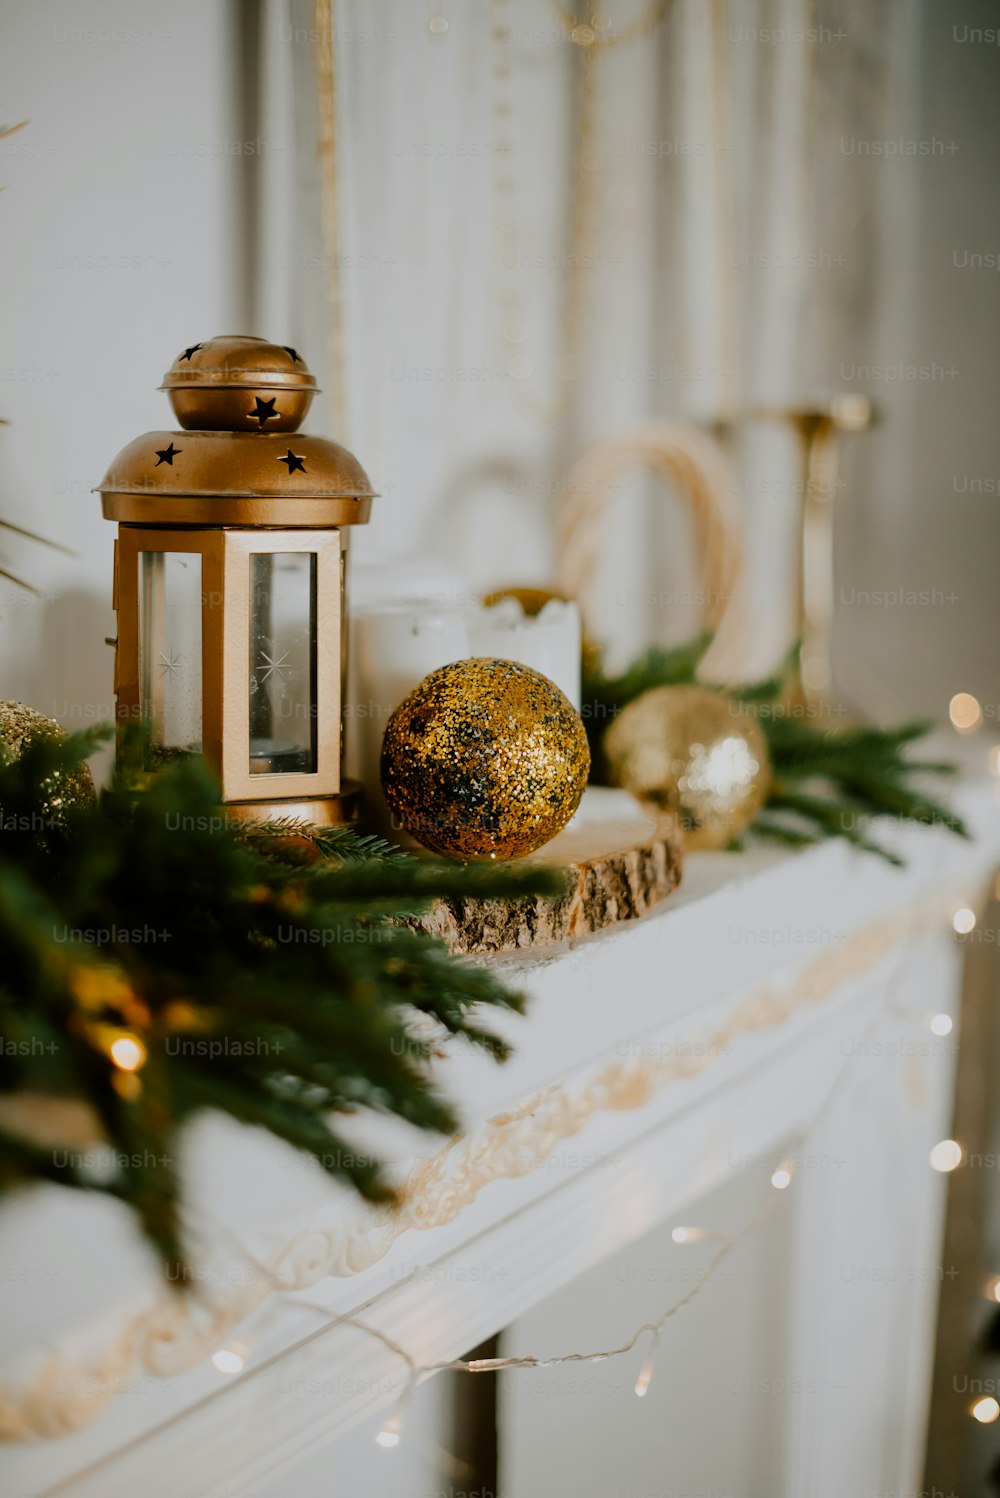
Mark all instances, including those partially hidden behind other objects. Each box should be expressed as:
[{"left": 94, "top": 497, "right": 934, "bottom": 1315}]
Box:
[
  {"left": 282, "top": 346, "right": 302, "bottom": 363},
  {"left": 179, "top": 343, "right": 204, "bottom": 362},
  {"left": 250, "top": 396, "right": 279, "bottom": 429},
  {"left": 277, "top": 449, "right": 307, "bottom": 475},
  {"left": 255, "top": 650, "right": 291, "bottom": 685},
  {"left": 159, "top": 651, "right": 182, "bottom": 677},
  {"left": 155, "top": 443, "right": 182, "bottom": 466}
]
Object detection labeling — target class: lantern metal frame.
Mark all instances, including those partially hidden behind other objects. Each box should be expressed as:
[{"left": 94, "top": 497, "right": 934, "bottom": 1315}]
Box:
[{"left": 99, "top": 337, "right": 374, "bottom": 828}]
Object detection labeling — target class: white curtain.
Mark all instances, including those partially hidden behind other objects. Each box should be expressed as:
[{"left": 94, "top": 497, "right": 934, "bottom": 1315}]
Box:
[{"left": 262, "top": 0, "right": 919, "bottom": 683}]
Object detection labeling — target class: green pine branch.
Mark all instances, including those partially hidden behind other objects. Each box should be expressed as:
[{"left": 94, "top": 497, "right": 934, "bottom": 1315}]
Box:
[
  {"left": 0, "top": 725, "right": 566, "bottom": 1271},
  {"left": 583, "top": 638, "right": 966, "bottom": 862}
]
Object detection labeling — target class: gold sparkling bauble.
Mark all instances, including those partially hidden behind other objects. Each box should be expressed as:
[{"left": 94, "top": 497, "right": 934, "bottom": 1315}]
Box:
[
  {"left": 603, "top": 685, "right": 770, "bottom": 850},
  {"left": 0, "top": 702, "right": 96, "bottom": 830},
  {"left": 380, "top": 659, "right": 590, "bottom": 861}
]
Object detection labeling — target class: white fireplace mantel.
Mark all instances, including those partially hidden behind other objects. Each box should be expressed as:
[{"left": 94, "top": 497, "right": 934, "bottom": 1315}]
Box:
[{"left": 2, "top": 775, "right": 999, "bottom": 1498}]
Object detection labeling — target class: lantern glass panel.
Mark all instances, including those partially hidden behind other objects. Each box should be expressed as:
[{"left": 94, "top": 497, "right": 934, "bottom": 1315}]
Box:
[
  {"left": 249, "top": 551, "right": 317, "bottom": 776},
  {"left": 139, "top": 550, "right": 203, "bottom": 764}
]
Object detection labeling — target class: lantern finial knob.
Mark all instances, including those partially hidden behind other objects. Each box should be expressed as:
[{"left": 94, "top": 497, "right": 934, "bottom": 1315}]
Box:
[{"left": 161, "top": 334, "right": 319, "bottom": 433}]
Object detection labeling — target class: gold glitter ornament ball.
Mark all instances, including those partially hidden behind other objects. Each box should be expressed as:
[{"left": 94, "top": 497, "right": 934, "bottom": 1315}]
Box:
[
  {"left": 0, "top": 702, "right": 96, "bottom": 832},
  {"left": 603, "top": 685, "right": 769, "bottom": 850},
  {"left": 380, "top": 659, "right": 590, "bottom": 861}
]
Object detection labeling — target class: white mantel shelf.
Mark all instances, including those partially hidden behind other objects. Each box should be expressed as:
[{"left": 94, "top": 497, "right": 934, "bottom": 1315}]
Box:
[{"left": 3, "top": 776, "right": 1000, "bottom": 1498}]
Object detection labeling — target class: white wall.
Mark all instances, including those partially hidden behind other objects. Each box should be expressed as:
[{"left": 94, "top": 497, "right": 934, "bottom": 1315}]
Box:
[
  {"left": 836, "top": 0, "right": 1000, "bottom": 721},
  {"left": 0, "top": 0, "right": 244, "bottom": 731}
]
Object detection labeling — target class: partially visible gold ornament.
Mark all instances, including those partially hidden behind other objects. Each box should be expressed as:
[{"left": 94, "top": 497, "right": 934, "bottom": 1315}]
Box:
[
  {"left": 380, "top": 659, "right": 590, "bottom": 861},
  {"left": 603, "top": 685, "right": 770, "bottom": 850},
  {"left": 0, "top": 702, "right": 95, "bottom": 831}
]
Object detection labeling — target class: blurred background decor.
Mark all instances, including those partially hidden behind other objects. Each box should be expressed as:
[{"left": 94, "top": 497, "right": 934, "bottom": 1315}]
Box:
[
  {"left": 2, "top": 3, "right": 1000, "bottom": 1496},
  {"left": 2, "top": 1, "right": 998, "bottom": 727}
]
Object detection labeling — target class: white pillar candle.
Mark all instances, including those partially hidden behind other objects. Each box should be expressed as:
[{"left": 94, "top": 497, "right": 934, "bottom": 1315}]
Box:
[
  {"left": 346, "top": 604, "right": 469, "bottom": 836},
  {"left": 345, "top": 571, "right": 583, "bottom": 841},
  {"left": 466, "top": 597, "right": 582, "bottom": 710}
]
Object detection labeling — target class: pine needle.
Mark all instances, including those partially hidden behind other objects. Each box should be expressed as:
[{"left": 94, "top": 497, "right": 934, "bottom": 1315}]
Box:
[
  {"left": 583, "top": 636, "right": 964, "bottom": 862},
  {"left": 0, "top": 725, "right": 560, "bottom": 1272}
]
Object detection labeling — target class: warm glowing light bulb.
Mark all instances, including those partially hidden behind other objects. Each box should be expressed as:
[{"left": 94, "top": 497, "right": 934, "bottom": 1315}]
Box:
[
  {"left": 986, "top": 1275, "right": 1000, "bottom": 1304},
  {"left": 376, "top": 1408, "right": 403, "bottom": 1449},
  {"left": 929, "top": 1013, "right": 954, "bottom": 1037},
  {"left": 771, "top": 1164, "right": 793, "bottom": 1190},
  {"left": 949, "top": 693, "right": 982, "bottom": 733},
  {"left": 634, "top": 1333, "right": 659, "bottom": 1398},
  {"left": 110, "top": 1034, "right": 147, "bottom": 1072},
  {"left": 211, "top": 1346, "right": 246, "bottom": 1375},
  {"left": 669, "top": 1225, "right": 725, "bottom": 1245},
  {"left": 953, "top": 907, "right": 976, "bottom": 935},
  {"left": 972, "top": 1395, "right": 1000, "bottom": 1424},
  {"left": 930, "top": 1139, "right": 963, "bottom": 1173}
]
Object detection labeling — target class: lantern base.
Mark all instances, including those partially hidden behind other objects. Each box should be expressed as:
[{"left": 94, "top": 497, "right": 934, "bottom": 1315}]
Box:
[{"left": 222, "top": 781, "right": 364, "bottom": 831}]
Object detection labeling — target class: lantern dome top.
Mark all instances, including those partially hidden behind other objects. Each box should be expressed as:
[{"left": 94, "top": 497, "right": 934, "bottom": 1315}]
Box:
[
  {"left": 160, "top": 334, "right": 319, "bottom": 432},
  {"left": 97, "top": 337, "right": 375, "bottom": 528}
]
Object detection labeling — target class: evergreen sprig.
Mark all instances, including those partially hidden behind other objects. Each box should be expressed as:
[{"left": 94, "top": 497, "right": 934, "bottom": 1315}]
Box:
[
  {"left": 582, "top": 637, "right": 966, "bottom": 863},
  {"left": 0, "top": 725, "right": 565, "bottom": 1270}
]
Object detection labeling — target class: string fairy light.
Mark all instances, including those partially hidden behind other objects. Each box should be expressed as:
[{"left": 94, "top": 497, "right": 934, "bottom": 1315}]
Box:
[
  {"left": 375, "top": 1399, "right": 408, "bottom": 1448},
  {"left": 670, "top": 1226, "right": 733, "bottom": 1245},
  {"left": 949, "top": 693, "right": 983, "bottom": 734},
  {"left": 886, "top": 995, "right": 956, "bottom": 1037},
  {"left": 276, "top": 988, "right": 888, "bottom": 1448},
  {"left": 108, "top": 1033, "right": 146, "bottom": 1072},
  {"left": 972, "top": 1395, "right": 1000, "bottom": 1425},
  {"left": 633, "top": 1328, "right": 659, "bottom": 1398},
  {"left": 929, "top": 1138, "right": 963, "bottom": 1174},
  {"left": 202, "top": 921, "right": 985, "bottom": 1450},
  {"left": 210, "top": 1344, "right": 246, "bottom": 1376}
]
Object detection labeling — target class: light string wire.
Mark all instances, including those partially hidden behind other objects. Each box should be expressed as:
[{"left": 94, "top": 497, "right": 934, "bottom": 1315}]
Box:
[{"left": 201, "top": 925, "right": 962, "bottom": 1440}]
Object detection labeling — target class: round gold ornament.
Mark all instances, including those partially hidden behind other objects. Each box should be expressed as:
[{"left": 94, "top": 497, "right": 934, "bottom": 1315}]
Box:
[
  {"left": 0, "top": 702, "right": 95, "bottom": 831},
  {"left": 603, "top": 685, "right": 769, "bottom": 850},
  {"left": 380, "top": 659, "right": 590, "bottom": 861}
]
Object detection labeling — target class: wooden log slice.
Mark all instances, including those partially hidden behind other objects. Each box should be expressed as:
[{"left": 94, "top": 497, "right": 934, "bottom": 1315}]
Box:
[{"left": 412, "top": 788, "right": 684, "bottom": 955}]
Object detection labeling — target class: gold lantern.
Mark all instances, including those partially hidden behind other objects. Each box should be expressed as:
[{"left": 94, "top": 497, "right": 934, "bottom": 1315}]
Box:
[{"left": 97, "top": 335, "right": 375, "bottom": 827}]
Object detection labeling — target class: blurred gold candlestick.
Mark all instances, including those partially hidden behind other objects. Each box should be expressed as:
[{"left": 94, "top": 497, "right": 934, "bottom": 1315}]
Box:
[{"left": 755, "top": 394, "right": 875, "bottom": 707}]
